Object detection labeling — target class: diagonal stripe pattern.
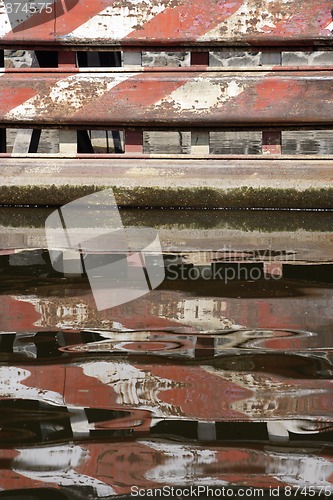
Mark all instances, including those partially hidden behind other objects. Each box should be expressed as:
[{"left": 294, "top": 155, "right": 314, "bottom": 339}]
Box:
[{"left": 0, "top": 0, "right": 332, "bottom": 44}]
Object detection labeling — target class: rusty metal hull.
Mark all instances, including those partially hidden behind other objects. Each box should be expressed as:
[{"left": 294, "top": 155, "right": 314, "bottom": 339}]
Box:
[
  {"left": 0, "top": 0, "right": 332, "bottom": 46},
  {"left": 1, "top": 70, "right": 333, "bottom": 126}
]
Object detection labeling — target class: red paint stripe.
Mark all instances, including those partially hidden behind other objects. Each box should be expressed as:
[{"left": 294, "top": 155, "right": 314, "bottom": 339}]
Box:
[
  {"left": 145, "top": 364, "right": 252, "bottom": 420},
  {"left": 0, "top": 73, "right": 75, "bottom": 116},
  {"left": 2, "top": 0, "right": 332, "bottom": 43},
  {"left": 1, "top": 72, "right": 332, "bottom": 125},
  {"left": 0, "top": 87, "right": 37, "bottom": 115},
  {"left": 55, "top": 0, "right": 111, "bottom": 36},
  {"left": 252, "top": 78, "right": 304, "bottom": 112},
  {"left": 72, "top": 71, "right": 195, "bottom": 123},
  {"left": 126, "top": 0, "right": 244, "bottom": 42},
  {"left": 78, "top": 442, "right": 158, "bottom": 495},
  {"left": 24, "top": 364, "right": 65, "bottom": 400},
  {"left": 207, "top": 72, "right": 330, "bottom": 125},
  {"left": 0, "top": 296, "right": 41, "bottom": 331},
  {"left": 271, "top": 0, "right": 332, "bottom": 35}
]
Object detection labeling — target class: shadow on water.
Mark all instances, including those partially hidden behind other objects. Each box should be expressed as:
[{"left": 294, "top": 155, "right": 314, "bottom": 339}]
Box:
[{"left": 0, "top": 209, "right": 332, "bottom": 498}]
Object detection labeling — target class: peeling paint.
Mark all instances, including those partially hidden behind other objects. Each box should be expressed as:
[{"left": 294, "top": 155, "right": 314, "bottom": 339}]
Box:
[
  {"left": 1, "top": 0, "right": 332, "bottom": 44},
  {"left": 155, "top": 78, "right": 244, "bottom": 112}
]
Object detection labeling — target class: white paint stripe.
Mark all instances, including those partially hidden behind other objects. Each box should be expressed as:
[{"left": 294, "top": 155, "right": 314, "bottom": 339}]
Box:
[
  {"left": 5, "top": 72, "right": 135, "bottom": 121},
  {"left": 268, "top": 451, "right": 333, "bottom": 488},
  {"left": 198, "top": 0, "right": 292, "bottom": 41},
  {"left": 68, "top": 406, "right": 94, "bottom": 437},
  {"left": 0, "top": 366, "right": 64, "bottom": 405},
  {"left": 154, "top": 77, "right": 244, "bottom": 112},
  {"left": 66, "top": 0, "right": 171, "bottom": 41}
]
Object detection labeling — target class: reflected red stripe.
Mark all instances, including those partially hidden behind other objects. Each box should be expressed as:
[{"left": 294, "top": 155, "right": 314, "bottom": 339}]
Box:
[{"left": 144, "top": 364, "right": 252, "bottom": 420}]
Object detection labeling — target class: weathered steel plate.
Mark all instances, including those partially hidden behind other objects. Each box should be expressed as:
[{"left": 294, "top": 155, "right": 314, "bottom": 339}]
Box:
[
  {"left": 0, "top": 0, "right": 332, "bottom": 46},
  {"left": 1, "top": 441, "right": 333, "bottom": 494},
  {"left": 1, "top": 70, "right": 333, "bottom": 126}
]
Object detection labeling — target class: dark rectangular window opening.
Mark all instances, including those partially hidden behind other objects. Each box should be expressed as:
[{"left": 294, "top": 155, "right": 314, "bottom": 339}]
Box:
[{"left": 77, "top": 51, "right": 121, "bottom": 68}]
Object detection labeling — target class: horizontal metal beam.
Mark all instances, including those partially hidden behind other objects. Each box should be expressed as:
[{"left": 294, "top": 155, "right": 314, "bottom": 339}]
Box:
[
  {"left": 0, "top": 158, "right": 332, "bottom": 208},
  {"left": 1, "top": 71, "right": 333, "bottom": 127},
  {"left": 0, "top": 0, "right": 332, "bottom": 46}
]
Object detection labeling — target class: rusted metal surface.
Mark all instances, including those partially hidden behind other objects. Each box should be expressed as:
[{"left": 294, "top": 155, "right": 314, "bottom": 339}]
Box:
[
  {"left": 1, "top": 70, "right": 333, "bottom": 126},
  {"left": 0, "top": 0, "right": 332, "bottom": 46}
]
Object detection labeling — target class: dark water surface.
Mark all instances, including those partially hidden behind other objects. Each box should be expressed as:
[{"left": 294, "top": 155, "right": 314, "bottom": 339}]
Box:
[{"left": 0, "top": 209, "right": 332, "bottom": 499}]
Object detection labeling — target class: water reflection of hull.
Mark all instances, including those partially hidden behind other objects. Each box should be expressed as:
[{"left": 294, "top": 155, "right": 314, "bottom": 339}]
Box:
[
  {"left": 0, "top": 282, "right": 332, "bottom": 338},
  {"left": 1, "top": 440, "right": 333, "bottom": 496},
  {"left": 0, "top": 248, "right": 332, "bottom": 497},
  {"left": 1, "top": 353, "right": 332, "bottom": 424}
]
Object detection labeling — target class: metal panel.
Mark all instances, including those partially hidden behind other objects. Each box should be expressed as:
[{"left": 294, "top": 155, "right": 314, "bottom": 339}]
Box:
[
  {"left": 1, "top": 70, "right": 333, "bottom": 126},
  {"left": 0, "top": 0, "right": 332, "bottom": 46}
]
